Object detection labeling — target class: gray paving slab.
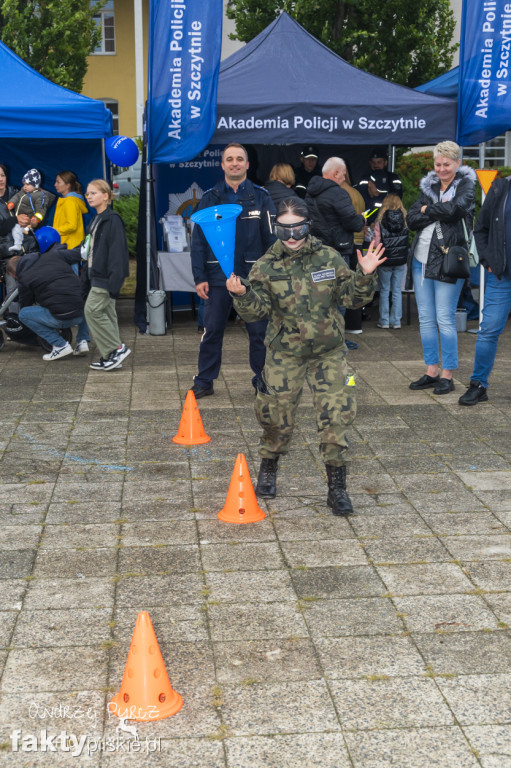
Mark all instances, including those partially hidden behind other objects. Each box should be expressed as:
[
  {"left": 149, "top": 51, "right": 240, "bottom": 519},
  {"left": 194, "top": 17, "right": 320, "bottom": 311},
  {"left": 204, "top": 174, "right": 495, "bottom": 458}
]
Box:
[
  {"left": 344, "top": 727, "right": 480, "bottom": 767},
  {"left": 330, "top": 676, "right": 455, "bottom": 729},
  {"left": 2, "top": 305, "right": 511, "bottom": 765}
]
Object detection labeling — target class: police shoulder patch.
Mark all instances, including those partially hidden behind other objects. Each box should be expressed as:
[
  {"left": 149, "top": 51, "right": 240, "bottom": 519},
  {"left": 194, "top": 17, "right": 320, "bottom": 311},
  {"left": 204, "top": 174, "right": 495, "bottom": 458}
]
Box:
[{"left": 311, "top": 268, "right": 335, "bottom": 282}]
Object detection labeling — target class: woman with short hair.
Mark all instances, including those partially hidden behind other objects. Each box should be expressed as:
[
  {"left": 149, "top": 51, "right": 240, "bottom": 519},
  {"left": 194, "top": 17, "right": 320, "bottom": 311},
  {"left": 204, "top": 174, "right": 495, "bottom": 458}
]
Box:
[{"left": 406, "top": 141, "right": 476, "bottom": 394}]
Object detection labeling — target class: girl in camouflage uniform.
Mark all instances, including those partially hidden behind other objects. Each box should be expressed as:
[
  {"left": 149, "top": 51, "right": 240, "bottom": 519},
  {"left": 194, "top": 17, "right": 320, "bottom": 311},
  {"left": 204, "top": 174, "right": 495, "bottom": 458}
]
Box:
[{"left": 226, "top": 198, "right": 385, "bottom": 516}]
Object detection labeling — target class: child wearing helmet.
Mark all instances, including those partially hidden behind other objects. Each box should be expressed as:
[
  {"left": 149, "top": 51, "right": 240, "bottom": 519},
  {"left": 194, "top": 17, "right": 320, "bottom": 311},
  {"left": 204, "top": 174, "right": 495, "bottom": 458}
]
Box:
[{"left": 7, "top": 169, "right": 56, "bottom": 253}]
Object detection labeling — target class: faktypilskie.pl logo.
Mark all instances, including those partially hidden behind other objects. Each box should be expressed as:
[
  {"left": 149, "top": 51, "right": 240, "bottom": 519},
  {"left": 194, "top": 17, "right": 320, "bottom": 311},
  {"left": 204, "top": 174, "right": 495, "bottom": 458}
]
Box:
[{"left": 9, "top": 700, "right": 161, "bottom": 756}]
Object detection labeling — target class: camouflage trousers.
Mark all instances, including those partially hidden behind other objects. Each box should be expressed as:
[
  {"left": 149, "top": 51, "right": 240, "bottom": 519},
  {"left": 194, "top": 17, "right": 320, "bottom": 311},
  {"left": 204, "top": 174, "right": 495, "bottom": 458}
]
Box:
[{"left": 255, "top": 345, "right": 356, "bottom": 467}]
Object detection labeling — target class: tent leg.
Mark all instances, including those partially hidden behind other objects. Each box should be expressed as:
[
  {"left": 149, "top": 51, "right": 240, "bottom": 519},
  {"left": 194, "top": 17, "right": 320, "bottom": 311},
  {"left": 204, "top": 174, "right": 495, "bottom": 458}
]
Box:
[
  {"left": 102, "top": 139, "right": 107, "bottom": 180},
  {"left": 146, "top": 161, "right": 152, "bottom": 331}
]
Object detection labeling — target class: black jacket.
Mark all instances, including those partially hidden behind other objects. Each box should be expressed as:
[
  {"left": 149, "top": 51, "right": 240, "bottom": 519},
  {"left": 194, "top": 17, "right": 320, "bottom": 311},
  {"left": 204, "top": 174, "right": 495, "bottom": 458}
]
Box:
[
  {"left": 16, "top": 243, "right": 83, "bottom": 319},
  {"left": 191, "top": 178, "right": 276, "bottom": 287},
  {"left": 406, "top": 165, "right": 476, "bottom": 286},
  {"left": 305, "top": 177, "right": 365, "bottom": 258},
  {"left": 294, "top": 164, "right": 322, "bottom": 198},
  {"left": 82, "top": 207, "right": 129, "bottom": 298},
  {"left": 0, "top": 188, "right": 37, "bottom": 260},
  {"left": 473, "top": 176, "right": 511, "bottom": 278},
  {"left": 378, "top": 209, "right": 408, "bottom": 268},
  {"left": 264, "top": 180, "right": 300, "bottom": 209}
]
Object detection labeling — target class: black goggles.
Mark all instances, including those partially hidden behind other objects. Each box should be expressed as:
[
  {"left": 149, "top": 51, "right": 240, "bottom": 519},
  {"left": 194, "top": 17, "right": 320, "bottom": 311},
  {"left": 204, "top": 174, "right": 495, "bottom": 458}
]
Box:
[{"left": 273, "top": 218, "right": 310, "bottom": 241}]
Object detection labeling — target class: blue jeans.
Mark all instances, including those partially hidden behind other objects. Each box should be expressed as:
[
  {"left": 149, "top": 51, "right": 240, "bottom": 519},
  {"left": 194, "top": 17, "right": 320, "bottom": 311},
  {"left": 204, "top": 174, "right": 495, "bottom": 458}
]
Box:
[
  {"left": 378, "top": 264, "right": 406, "bottom": 326},
  {"left": 412, "top": 258, "right": 464, "bottom": 370},
  {"left": 19, "top": 306, "right": 89, "bottom": 348},
  {"left": 471, "top": 271, "right": 511, "bottom": 388}
]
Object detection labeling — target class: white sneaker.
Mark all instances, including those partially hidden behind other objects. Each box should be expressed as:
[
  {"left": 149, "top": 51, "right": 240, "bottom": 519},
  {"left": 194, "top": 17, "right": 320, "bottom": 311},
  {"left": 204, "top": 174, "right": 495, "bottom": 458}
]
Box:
[
  {"left": 109, "top": 343, "right": 131, "bottom": 369},
  {"left": 73, "top": 340, "right": 89, "bottom": 355},
  {"left": 90, "top": 356, "right": 122, "bottom": 371},
  {"left": 42, "top": 342, "right": 73, "bottom": 361}
]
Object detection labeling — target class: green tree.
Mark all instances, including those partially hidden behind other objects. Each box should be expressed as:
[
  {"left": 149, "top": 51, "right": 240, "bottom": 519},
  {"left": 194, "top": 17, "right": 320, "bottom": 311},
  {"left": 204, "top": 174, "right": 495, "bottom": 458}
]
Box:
[
  {"left": 226, "top": 0, "right": 457, "bottom": 87},
  {"left": 0, "top": 0, "right": 105, "bottom": 92}
]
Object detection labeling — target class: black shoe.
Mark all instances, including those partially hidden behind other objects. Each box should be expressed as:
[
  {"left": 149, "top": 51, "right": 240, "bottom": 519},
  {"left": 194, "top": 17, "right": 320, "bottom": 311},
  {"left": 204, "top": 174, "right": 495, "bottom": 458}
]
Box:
[
  {"left": 433, "top": 377, "right": 454, "bottom": 395},
  {"left": 459, "top": 380, "right": 488, "bottom": 406},
  {"left": 190, "top": 382, "right": 214, "bottom": 399},
  {"left": 409, "top": 374, "right": 440, "bottom": 390},
  {"left": 326, "top": 465, "right": 354, "bottom": 515},
  {"left": 255, "top": 456, "right": 279, "bottom": 498}
]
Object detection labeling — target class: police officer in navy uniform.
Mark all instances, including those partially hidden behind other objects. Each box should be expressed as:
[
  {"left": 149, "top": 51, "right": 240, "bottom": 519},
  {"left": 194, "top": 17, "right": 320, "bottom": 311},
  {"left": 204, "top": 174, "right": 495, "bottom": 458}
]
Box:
[
  {"left": 356, "top": 148, "right": 402, "bottom": 226},
  {"left": 294, "top": 145, "right": 322, "bottom": 199},
  {"left": 190, "top": 143, "right": 276, "bottom": 398}
]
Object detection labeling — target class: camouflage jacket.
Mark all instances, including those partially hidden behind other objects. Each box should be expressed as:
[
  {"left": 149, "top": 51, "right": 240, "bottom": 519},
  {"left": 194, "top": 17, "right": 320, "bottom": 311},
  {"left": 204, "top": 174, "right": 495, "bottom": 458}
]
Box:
[{"left": 232, "top": 236, "right": 377, "bottom": 358}]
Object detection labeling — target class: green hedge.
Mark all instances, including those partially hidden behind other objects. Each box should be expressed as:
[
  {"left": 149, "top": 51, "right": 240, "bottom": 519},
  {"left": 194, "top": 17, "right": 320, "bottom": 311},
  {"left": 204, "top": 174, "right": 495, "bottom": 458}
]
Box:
[{"left": 112, "top": 194, "right": 139, "bottom": 257}]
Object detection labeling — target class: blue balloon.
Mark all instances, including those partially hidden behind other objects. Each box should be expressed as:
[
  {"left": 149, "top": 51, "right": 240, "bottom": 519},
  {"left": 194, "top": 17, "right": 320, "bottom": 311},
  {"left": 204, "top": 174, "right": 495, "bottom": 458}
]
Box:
[{"left": 105, "top": 136, "right": 139, "bottom": 167}]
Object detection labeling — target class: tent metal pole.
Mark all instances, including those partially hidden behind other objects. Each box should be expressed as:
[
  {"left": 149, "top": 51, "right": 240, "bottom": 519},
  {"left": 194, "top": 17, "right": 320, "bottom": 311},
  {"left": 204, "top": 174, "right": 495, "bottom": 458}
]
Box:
[
  {"left": 146, "top": 161, "right": 152, "bottom": 303},
  {"left": 388, "top": 144, "right": 395, "bottom": 172},
  {"left": 468, "top": 143, "right": 486, "bottom": 335},
  {"left": 102, "top": 139, "right": 107, "bottom": 180}
]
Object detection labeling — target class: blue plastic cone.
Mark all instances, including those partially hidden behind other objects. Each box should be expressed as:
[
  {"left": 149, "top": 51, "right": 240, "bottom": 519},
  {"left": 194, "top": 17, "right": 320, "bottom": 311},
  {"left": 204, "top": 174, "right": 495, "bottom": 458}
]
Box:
[{"left": 191, "top": 204, "right": 242, "bottom": 278}]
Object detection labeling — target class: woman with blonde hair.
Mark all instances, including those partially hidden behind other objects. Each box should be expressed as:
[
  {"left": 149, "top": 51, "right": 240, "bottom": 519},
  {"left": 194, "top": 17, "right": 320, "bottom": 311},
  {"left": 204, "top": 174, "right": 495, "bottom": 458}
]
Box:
[
  {"left": 406, "top": 141, "right": 476, "bottom": 394},
  {"left": 83, "top": 179, "right": 131, "bottom": 371},
  {"left": 373, "top": 194, "right": 409, "bottom": 329},
  {"left": 264, "top": 163, "right": 300, "bottom": 207}
]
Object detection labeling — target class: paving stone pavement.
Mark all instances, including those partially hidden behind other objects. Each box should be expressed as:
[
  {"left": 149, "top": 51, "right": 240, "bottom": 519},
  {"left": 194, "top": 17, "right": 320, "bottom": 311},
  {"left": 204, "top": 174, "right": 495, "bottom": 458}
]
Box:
[{"left": 1, "top": 302, "right": 510, "bottom": 767}]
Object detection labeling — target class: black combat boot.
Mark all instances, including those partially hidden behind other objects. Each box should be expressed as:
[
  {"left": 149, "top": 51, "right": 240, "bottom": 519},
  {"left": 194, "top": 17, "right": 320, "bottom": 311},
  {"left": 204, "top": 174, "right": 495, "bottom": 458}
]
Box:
[
  {"left": 326, "top": 465, "right": 354, "bottom": 516},
  {"left": 255, "top": 456, "right": 279, "bottom": 499}
]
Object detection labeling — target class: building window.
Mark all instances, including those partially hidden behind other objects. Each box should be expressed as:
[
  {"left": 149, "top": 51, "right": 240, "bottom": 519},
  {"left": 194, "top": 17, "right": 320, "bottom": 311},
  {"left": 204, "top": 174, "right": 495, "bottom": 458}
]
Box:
[
  {"left": 100, "top": 98, "right": 119, "bottom": 134},
  {"left": 91, "top": 0, "right": 116, "bottom": 55},
  {"left": 464, "top": 134, "right": 508, "bottom": 168}
]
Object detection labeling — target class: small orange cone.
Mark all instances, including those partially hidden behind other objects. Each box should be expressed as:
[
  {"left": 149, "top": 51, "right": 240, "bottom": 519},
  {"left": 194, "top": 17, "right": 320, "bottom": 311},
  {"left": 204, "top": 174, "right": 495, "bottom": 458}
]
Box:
[
  {"left": 109, "top": 611, "right": 183, "bottom": 721},
  {"left": 172, "top": 390, "right": 211, "bottom": 445},
  {"left": 217, "top": 453, "right": 266, "bottom": 524}
]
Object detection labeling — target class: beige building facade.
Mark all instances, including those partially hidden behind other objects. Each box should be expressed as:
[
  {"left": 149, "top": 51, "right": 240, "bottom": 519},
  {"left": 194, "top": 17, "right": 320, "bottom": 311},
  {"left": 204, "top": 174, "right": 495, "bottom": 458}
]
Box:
[{"left": 81, "top": 0, "right": 240, "bottom": 138}]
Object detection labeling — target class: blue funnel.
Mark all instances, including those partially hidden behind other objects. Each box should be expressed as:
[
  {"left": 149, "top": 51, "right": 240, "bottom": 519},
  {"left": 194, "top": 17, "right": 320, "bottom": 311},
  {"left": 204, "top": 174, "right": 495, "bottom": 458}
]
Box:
[{"left": 191, "top": 204, "right": 242, "bottom": 278}]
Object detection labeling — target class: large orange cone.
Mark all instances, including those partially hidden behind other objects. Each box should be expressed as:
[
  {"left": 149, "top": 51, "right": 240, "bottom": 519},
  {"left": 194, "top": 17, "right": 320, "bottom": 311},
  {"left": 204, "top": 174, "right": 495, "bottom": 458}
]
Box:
[
  {"left": 217, "top": 453, "right": 266, "bottom": 524},
  {"left": 172, "top": 390, "right": 211, "bottom": 445},
  {"left": 109, "top": 611, "right": 183, "bottom": 721}
]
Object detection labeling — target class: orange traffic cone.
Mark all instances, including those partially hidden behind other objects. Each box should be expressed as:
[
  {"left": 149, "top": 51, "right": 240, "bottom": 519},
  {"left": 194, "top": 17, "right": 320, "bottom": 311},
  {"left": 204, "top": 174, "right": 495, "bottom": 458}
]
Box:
[
  {"left": 172, "top": 390, "right": 211, "bottom": 445},
  {"left": 217, "top": 453, "right": 266, "bottom": 524},
  {"left": 109, "top": 611, "right": 183, "bottom": 721}
]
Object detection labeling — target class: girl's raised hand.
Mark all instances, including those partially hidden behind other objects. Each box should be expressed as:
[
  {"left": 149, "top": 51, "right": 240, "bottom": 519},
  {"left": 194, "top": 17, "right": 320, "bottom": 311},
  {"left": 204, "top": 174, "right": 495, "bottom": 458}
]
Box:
[{"left": 357, "top": 241, "right": 386, "bottom": 274}]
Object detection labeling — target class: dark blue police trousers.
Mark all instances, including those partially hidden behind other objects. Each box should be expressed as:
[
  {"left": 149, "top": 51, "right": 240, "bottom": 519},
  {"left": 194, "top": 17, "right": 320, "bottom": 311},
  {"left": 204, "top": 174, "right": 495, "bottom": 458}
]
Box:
[{"left": 195, "top": 284, "right": 267, "bottom": 386}]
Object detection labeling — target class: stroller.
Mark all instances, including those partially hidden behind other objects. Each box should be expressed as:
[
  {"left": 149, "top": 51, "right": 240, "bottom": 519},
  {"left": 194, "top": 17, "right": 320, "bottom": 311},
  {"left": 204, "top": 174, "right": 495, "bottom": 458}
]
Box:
[{"left": 0, "top": 259, "right": 72, "bottom": 352}]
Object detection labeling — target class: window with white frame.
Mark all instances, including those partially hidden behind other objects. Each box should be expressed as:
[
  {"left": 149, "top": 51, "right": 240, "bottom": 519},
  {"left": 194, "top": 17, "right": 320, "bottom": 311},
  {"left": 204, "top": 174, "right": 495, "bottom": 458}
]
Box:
[
  {"left": 463, "top": 134, "right": 509, "bottom": 168},
  {"left": 91, "top": 0, "right": 116, "bottom": 55},
  {"left": 100, "top": 98, "right": 119, "bottom": 134}
]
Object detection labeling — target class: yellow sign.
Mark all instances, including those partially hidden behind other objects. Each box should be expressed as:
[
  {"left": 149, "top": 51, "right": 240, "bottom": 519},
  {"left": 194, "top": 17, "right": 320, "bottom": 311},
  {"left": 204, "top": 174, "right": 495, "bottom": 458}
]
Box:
[{"left": 475, "top": 169, "right": 498, "bottom": 195}]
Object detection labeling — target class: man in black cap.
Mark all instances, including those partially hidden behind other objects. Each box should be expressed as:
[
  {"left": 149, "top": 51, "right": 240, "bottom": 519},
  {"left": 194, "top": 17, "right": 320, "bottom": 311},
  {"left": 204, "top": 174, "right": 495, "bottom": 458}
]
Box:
[
  {"left": 294, "top": 145, "right": 322, "bottom": 198},
  {"left": 356, "top": 148, "right": 402, "bottom": 225}
]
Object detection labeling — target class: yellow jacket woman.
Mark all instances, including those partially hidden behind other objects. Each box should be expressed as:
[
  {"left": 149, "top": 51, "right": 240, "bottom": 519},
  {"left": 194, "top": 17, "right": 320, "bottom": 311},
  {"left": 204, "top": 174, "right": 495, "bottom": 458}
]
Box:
[{"left": 53, "top": 171, "right": 88, "bottom": 248}]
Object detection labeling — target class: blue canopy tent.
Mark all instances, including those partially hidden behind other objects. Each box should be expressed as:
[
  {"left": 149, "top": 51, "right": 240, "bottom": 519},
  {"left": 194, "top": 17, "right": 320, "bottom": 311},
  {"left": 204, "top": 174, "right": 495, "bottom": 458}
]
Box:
[
  {"left": 0, "top": 41, "right": 112, "bottom": 210},
  {"left": 212, "top": 13, "right": 457, "bottom": 146},
  {"left": 415, "top": 67, "right": 459, "bottom": 100}
]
